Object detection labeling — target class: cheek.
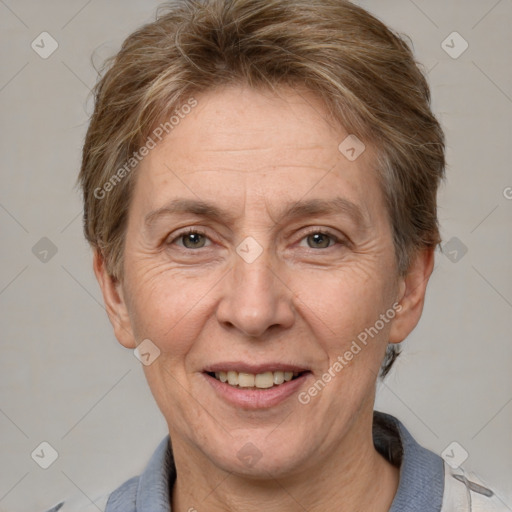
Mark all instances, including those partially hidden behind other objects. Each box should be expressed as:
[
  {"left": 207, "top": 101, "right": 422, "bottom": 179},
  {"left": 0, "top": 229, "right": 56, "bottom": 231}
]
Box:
[
  {"left": 128, "top": 265, "right": 218, "bottom": 416},
  {"left": 124, "top": 259, "right": 219, "bottom": 354},
  {"left": 292, "top": 265, "right": 395, "bottom": 355}
]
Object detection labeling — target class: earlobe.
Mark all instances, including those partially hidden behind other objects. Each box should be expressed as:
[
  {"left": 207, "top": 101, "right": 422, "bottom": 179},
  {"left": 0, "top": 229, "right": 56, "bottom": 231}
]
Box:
[
  {"left": 388, "top": 247, "right": 435, "bottom": 344},
  {"left": 92, "top": 249, "right": 137, "bottom": 349}
]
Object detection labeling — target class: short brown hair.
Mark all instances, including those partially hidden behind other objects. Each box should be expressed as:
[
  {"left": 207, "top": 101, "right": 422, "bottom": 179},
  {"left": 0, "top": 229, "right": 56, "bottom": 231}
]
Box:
[{"left": 78, "top": 0, "right": 445, "bottom": 377}]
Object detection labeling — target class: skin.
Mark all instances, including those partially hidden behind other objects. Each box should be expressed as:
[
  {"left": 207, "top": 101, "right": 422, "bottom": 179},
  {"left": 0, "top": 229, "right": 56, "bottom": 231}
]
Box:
[{"left": 94, "top": 84, "right": 434, "bottom": 512}]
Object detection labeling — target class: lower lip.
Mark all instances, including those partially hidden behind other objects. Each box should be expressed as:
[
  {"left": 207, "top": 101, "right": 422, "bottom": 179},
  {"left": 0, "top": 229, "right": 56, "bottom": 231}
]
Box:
[{"left": 203, "top": 372, "right": 311, "bottom": 409}]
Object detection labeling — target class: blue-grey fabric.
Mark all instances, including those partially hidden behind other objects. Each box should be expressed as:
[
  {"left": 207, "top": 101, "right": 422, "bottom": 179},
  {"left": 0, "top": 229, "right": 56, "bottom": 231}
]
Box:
[
  {"left": 105, "top": 410, "right": 445, "bottom": 511},
  {"left": 106, "top": 438, "right": 174, "bottom": 511},
  {"left": 382, "top": 412, "right": 445, "bottom": 511}
]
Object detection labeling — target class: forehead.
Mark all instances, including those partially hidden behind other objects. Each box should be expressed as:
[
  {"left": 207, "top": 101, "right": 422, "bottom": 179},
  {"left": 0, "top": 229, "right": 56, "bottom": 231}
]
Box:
[
  {"left": 133, "top": 84, "right": 383, "bottom": 223},
  {"left": 155, "top": 85, "right": 353, "bottom": 165}
]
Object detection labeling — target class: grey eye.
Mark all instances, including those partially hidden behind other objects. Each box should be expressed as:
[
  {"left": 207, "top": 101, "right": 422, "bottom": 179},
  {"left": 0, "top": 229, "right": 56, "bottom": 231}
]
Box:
[
  {"left": 181, "top": 232, "right": 207, "bottom": 249},
  {"left": 305, "top": 232, "right": 334, "bottom": 249}
]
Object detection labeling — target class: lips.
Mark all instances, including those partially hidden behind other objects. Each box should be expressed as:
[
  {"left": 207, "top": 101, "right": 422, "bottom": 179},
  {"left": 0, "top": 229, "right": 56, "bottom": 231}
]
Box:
[
  {"left": 203, "top": 369, "right": 312, "bottom": 409},
  {"left": 204, "top": 362, "right": 310, "bottom": 374}
]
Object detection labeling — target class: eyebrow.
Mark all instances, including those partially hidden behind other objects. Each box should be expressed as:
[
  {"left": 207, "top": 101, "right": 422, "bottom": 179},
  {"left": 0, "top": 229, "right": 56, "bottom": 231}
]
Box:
[{"left": 144, "top": 196, "right": 369, "bottom": 231}]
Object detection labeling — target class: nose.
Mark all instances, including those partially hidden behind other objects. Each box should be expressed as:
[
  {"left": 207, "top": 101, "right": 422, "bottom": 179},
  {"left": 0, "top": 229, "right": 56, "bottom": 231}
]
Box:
[{"left": 215, "top": 246, "right": 295, "bottom": 338}]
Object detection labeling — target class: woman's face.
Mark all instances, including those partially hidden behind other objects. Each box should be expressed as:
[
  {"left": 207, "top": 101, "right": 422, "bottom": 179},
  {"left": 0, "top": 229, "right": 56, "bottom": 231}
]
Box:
[{"left": 105, "top": 85, "right": 412, "bottom": 477}]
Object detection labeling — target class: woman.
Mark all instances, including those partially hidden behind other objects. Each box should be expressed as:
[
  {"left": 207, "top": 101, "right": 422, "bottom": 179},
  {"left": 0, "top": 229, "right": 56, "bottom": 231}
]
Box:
[{"left": 49, "top": 0, "right": 506, "bottom": 510}]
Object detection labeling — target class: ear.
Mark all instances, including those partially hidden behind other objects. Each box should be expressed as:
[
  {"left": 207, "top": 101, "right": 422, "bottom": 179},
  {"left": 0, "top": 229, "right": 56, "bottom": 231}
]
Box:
[
  {"left": 388, "top": 247, "right": 435, "bottom": 344},
  {"left": 93, "top": 249, "right": 136, "bottom": 349}
]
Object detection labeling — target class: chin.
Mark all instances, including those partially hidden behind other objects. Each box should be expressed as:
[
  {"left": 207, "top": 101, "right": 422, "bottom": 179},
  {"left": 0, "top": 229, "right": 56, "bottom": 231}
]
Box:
[{"left": 199, "top": 428, "right": 308, "bottom": 479}]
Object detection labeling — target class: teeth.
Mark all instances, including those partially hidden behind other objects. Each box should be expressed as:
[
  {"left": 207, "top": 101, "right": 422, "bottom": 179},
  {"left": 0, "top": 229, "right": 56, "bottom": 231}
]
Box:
[
  {"left": 211, "top": 370, "right": 303, "bottom": 388},
  {"left": 238, "top": 372, "right": 255, "bottom": 387},
  {"left": 273, "top": 371, "right": 285, "bottom": 385},
  {"left": 255, "top": 372, "right": 274, "bottom": 388}
]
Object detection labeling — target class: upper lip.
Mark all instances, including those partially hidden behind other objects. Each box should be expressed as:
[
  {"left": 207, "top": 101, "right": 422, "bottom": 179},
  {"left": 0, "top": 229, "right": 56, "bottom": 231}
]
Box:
[{"left": 203, "top": 362, "right": 310, "bottom": 374}]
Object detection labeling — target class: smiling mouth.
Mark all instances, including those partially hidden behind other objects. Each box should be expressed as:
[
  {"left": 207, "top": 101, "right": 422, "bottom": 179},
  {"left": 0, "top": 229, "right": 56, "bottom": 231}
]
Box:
[{"left": 206, "top": 370, "right": 309, "bottom": 389}]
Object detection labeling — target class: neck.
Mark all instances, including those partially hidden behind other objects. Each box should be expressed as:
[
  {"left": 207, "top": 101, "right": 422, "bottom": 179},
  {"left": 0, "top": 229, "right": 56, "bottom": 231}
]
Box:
[{"left": 170, "top": 409, "right": 399, "bottom": 512}]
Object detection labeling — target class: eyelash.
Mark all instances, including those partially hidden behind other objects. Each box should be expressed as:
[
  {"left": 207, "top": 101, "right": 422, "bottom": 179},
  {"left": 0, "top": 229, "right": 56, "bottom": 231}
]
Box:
[{"left": 167, "top": 227, "right": 345, "bottom": 251}]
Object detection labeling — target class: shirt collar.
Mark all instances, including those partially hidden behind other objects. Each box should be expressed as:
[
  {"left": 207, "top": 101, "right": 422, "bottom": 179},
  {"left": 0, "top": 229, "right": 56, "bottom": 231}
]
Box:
[
  {"left": 135, "top": 435, "right": 174, "bottom": 511},
  {"left": 375, "top": 411, "right": 445, "bottom": 512}
]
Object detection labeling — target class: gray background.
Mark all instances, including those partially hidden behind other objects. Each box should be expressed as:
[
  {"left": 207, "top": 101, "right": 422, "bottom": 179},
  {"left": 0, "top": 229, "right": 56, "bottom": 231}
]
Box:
[{"left": 0, "top": 0, "right": 511, "bottom": 510}]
